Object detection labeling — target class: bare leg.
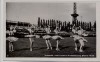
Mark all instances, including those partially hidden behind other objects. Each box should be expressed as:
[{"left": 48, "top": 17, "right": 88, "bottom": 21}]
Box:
[
  {"left": 11, "top": 42, "right": 14, "bottom": 51},
  {"left": 9, "top": 42, "right": 11, "bottom": 52},
  {"left": 83, "top": 38, "right": 88, "bottom": 42},
  {"left": 48, "top": 40, "right": 52, "bottom": 50},
  {"left": 79, "top": 40, "right": 84, "bottom": 52},
  {"left": 29, "top": 38, "right": 33, "bottom": 51},
  {"left": 75, "top": 42, "right": 78, "bottom": 51},
  {"left": 56, "top": 40, "right": 60, "bottom": 51},
  {"left": 45, "top": 40, "right": 49, "bottom": 50},
  {"left": 79, "top": 45, "right": 83, "bottom": 52}
]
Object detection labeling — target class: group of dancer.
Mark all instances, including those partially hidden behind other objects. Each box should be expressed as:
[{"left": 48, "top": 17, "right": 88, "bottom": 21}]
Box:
[
  {"left": 6, "top": 24, "right": 88, "bottom": 53},
  {"left": 43, "top": 25, "right": 64, "bottom": 51}
]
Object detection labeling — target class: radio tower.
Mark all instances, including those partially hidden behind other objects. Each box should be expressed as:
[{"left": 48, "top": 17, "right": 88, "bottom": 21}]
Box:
[{"left": 71, "top": 2, "right": 79, "bottom": 26}]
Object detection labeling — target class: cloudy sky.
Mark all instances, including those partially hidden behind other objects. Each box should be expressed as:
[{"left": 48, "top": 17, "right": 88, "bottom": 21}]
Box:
[{"left": 6, "top": 2, "right": 96, "bottom": 25}]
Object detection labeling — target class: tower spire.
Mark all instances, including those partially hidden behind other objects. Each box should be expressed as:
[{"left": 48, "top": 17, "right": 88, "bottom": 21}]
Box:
[
  {"left": 73, "top": 2, "right": 77, "bottom": 14},
  {"left": 71, "top": 2, "right": 79, "bottom": 26}
]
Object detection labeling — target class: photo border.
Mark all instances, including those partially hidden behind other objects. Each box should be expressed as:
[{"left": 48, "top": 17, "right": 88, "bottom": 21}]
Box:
[{"left": 1, "top": 0, "right": 100, "bottom": 61}]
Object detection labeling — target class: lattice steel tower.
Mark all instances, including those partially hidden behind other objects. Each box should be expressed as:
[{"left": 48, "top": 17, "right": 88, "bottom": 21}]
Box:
[{"left": 71, "top": 2, "right": 79, "bottom": 26}]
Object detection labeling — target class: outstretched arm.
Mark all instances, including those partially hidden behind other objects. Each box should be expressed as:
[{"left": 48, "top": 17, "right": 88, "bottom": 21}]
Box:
[{"left": 81, "top": 37, "right": 88, "bottom": 42}]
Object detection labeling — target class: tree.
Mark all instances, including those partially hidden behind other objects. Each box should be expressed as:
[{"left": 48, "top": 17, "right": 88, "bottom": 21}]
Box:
[
  {"left": 50, "top": 19, "right": 52, "bottom": 27},
  {"left": 51, "top": 19, "right": 54, "bottom": 27},
  {"left": 45, "top": 20, "right": 48, "bottom": 27},
  {"left": 48, "top": 20, "right": 49, "bottom": 26},
  {"left": 60, "top": 22, "right": 62, "bottom": 31},
  {"left": 65, "top": 21, "right": 67, "bottom": 28},
  {"left": 58, "top": 21, "right": 60, "bottom": 27},
  {"left": 84, "top": 22, "right": 87, "bottom": 30},
  {"left": 56, "top": 20, "right": 59, "bottom": 24},
  {"left": 62, "top": 22, "right": 65, "bottom": 30},
  {"left": 89, "top": 22, "right": 92, "bottom": 31},
  {"left": 94, "top": 21, "right": 96, "bottom": 28},
  {"left": 38, "top": 17, "right": 40, "bottom": 27},
  {"left": 81, "top": 21, "right": 83, "bottom": 29},
  {"left": 67, "top": 22, "right": 70, "bottom": 31},
  {"left": 93, "top": 21, "right": 96, "bottom": 31},
  {"left": 43, "top": 19, "right": 45, "bottom": 28},
  {"left": 83, "top": 22, "right": 85, "bottom": 29},
  {"left": 40, "top": 19, "right": 43, "bottom": 28},
  {"left": 87, "top": 23, "right": 90, "bottom": 31},
  {"left": 76, "top": 20, "right": 78, "bottom": 27},
  {"left": 79, "top": 21, "right": 81, "bottom": 26},
  {"left": 53, "top": 20, "right": 56, "bottom": 28}
]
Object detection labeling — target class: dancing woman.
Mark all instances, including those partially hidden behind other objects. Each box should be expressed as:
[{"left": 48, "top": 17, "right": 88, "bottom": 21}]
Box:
[
  {"left": 52, "top": 24, "right": 64, "bottom": 51},
  {"left": 6, "top": 26, "right": 18, "bottom": 52},
  {"left": 43, "top": 26, "right": 52, "bottom": 50},
  {"left": 26, "top": 27, "right": 34, "bottom": 51},
  {"left": 25, "top": 26, "right": 40, "bottom": 51}
]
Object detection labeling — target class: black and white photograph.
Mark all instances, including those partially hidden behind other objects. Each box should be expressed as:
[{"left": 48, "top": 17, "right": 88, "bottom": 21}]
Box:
[{"left": 6, "top": 2, "right": 96, "bottom": 58}]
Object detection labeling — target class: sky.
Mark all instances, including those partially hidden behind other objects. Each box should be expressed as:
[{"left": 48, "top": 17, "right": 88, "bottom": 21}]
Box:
[{"left": 6, "top": 2, "right": 96, "bottom": 25}]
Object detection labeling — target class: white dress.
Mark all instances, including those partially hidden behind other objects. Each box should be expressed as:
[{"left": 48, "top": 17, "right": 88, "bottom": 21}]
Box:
[
  {"left": 43, "top": 35, "right": 51, "bottom": 40},
  {"left": 43, "top": 27, "right": 51, "bottom": 40},
  {"left": 6, "top": 37, "right": 18, "bottom": 42}
]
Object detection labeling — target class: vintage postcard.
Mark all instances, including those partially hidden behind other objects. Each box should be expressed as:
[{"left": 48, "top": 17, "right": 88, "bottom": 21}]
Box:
[{"left": 1, "top": 0, "right": 100, "bottom": 61}]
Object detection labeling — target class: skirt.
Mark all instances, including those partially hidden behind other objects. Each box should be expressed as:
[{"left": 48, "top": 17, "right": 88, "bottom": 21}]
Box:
[
  {"left": 43, "top": 35, "right": 51, "bottom": 40},
  {"left": 25, "top": 35, "right": 40, "bottom": 38},
  {"left": 6, "top": 37, "right": 18, "bottom": 42}
]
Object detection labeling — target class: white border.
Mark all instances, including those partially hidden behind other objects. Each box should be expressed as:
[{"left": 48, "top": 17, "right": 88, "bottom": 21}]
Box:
[{"left": 1, "top": 0, "right": 100, "bottom": 61}]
